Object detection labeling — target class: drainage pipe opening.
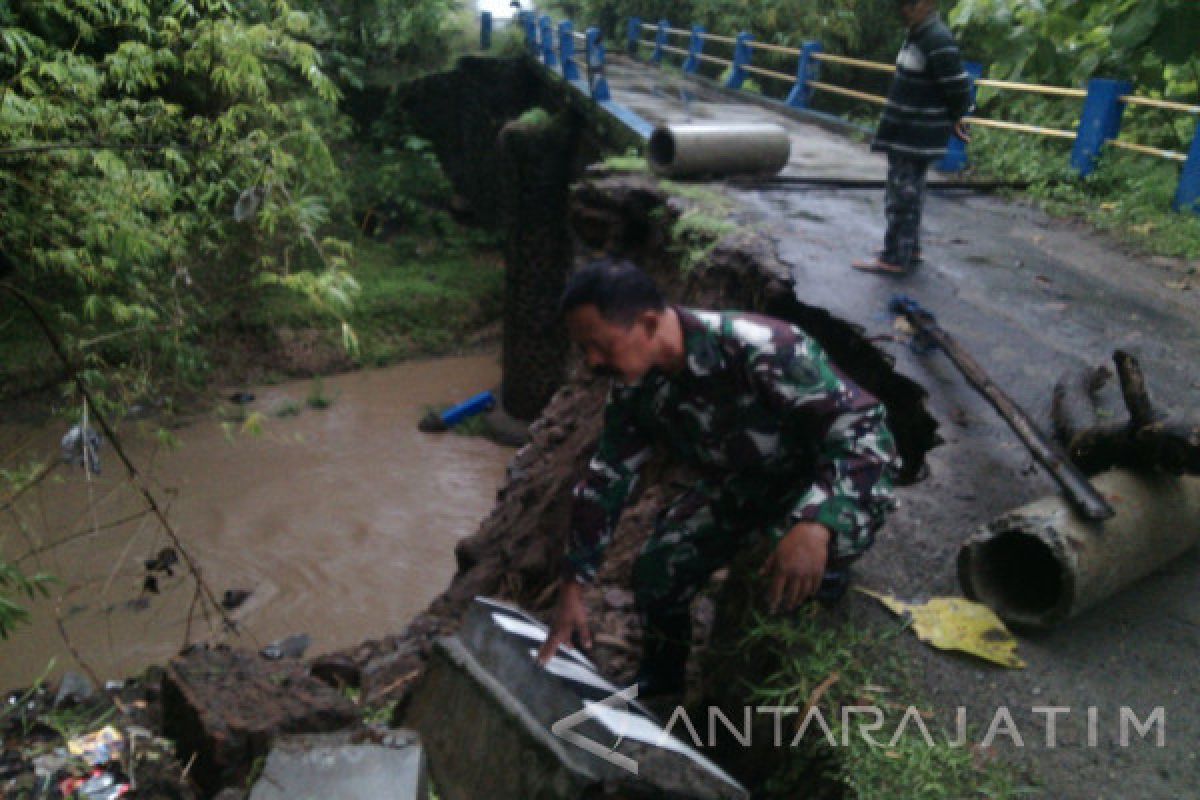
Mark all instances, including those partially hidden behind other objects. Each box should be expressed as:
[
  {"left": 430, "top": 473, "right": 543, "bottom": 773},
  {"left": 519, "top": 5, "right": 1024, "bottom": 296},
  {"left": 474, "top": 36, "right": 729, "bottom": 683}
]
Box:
[{"left": 959, "top": 530, "right": 1069, "bottom": 626}]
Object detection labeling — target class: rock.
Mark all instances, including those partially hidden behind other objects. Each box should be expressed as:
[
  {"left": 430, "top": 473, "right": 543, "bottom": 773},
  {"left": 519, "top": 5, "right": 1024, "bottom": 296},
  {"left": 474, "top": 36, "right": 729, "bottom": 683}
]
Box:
[
  {"left": 260, "top": 633, "right": 311, "bottom": 660},
  {"left": 221, "top": 589, "right": 252, "bottom": 611},
  {"left": 247, "top": 731, "right": 428, "bottom": 800},
  {"left": 53, "top": 671, "right": 94, "bottom": 708},
  {"left": 360, "top": 641, "right": 424, "bottom": 706},
  {"left": 602, "top": 588, "right": 635, "bottom": 611},
  {"left": 162, "top": 645, "right": 358, "bottom": 794},
  {"left": 309, "top": 654, "right": 361, "bottom": 690}
]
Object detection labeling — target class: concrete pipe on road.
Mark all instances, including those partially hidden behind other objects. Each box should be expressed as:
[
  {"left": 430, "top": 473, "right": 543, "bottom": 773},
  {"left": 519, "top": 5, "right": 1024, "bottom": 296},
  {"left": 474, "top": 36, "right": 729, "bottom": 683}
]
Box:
[
  {"left": 958, "top": 470, "right": 1200, "bottom": 629},
  {"left": 647, "top": 124, "right": 791, "bottom": 179}
]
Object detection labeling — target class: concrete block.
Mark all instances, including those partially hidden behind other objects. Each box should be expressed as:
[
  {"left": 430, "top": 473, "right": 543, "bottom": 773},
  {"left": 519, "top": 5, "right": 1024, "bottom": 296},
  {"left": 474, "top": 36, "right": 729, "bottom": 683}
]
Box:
[
  {"left": 162, "top": 646, "right": 358, "bottom": 794},
  {"left": 248, "top": 731, "right": 428, "bottom": 800},
  {"left": 405, "top": 597, "right": 747, "bottom": 800}
]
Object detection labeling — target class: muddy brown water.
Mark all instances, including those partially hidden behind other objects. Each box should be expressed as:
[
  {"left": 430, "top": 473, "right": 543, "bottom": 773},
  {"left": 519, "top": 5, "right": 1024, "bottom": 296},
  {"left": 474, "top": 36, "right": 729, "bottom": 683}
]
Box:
[{"left": 0, "top": 354, "right": 512, "bottom": 690}]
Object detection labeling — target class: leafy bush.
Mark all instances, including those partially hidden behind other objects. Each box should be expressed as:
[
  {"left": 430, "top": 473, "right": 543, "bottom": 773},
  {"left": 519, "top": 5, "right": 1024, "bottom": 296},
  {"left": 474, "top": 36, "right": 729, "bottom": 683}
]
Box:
[{"left": 0, "top": 0, "right": 360, "bottom": 403}]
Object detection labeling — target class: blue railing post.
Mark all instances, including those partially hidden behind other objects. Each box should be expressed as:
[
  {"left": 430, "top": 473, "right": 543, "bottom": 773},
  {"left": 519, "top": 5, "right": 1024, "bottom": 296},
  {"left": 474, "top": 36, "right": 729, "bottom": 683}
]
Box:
[
  {"left": 683, "top": 24, "right": 705, "bottom": 74},
  {"left": 1174, "top": 124, "right": 1200, "bottom": 213},
  {"left": 539, "top": 15, "right": 557, "bottom": 67},
  {"left": 480, "top": 11, "right": 492, "bottom": 50},
  {"left": 586, "top": 27, "right": 611, "bottom": 102},
  {"left": 1071, "top": 78, "right": 1132, "bottom": 177},
  {"left": 652, "top": 19, "right": 668, "bottom": 65},
  {"left": 521, "top": 11, "right": 537, "bottom": 55},
  {"left": 786, "top": 41, "right": 822, "bottom": 108},
  {"left": 627, "top": 17, "right": 640, "bottom": 57},
  {"left": 726, "top": 32, "right": 754, "bottom": 90},
  {"left": 937, "top": 60, "right": 983, "bottom": 172},
  {"left": 560, "top": 21, "right": 580, "bottom": 81}
]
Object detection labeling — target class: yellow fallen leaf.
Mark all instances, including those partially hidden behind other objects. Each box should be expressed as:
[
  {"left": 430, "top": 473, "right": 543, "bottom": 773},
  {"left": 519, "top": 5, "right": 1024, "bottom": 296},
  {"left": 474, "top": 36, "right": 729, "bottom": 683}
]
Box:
[{"left": 857, "top": 589, "right": 1025, "bottom": 669}]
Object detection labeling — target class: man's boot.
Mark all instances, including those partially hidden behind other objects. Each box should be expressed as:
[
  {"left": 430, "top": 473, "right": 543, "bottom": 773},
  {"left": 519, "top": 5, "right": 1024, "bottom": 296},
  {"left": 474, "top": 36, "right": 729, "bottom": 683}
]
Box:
[{"left": 634, "top": 615, "right": 690, "bottom": 698}]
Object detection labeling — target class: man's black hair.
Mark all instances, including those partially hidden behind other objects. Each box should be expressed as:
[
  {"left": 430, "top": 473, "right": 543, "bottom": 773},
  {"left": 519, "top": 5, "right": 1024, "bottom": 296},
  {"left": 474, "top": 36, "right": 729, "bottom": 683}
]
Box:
[{"left": 559, "top": 257, "right": 665, "bottom": 325}]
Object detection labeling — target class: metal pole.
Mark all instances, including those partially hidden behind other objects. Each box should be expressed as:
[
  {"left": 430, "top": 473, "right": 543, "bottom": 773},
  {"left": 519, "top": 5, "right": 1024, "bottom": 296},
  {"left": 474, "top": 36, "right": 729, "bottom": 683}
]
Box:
[
  {"left": 726, "top": 32, "right": 753, "bottom": 90},
  {"left": 936, "top": 61, "right": 983, "bottom": 173},
  {"left": 786, "top": 41, "right": 822, "bottom": 109},
  {"left": 653, "top": 19, "right": 668, "bottom": 65},
  {"left": 586, "top": 27, "right": 611, "bottom": 102},
  {"left": 559, "top": 21, "right": 579, "bottom": 81},
  {"left": 683, "top": 24, "right": 705, "bottom": 74},
  {"left": 1071, "top": 78, "right": 1132, "bottom": 177},
  {"left": 480, "top": 11, "right": 492, "bottom": 50},
  {"left": 1172, "top": 120, "right": 1200, "bottom": 214},
  {"left": 539, "top": 15, "right": 557, "bottom": 67}
]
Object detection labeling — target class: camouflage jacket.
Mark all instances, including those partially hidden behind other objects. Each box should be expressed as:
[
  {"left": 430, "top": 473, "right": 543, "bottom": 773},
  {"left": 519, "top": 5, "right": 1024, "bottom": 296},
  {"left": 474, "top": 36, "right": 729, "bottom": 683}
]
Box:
[{"left": 564, "top": 307, "right": 899, "bottom": 583}]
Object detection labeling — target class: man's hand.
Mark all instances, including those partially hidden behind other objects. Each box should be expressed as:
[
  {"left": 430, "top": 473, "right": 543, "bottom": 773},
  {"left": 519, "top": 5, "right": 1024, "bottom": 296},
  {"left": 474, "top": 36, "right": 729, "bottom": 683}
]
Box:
[
  {"left": 536, "top": 578, "right": 592, "bottom": 665},
  {"left": 760, "top": 522, "right": 832, "bottom": 613},
  {"left": 953, "top": 120, "right": 972, "bottom": 143}
]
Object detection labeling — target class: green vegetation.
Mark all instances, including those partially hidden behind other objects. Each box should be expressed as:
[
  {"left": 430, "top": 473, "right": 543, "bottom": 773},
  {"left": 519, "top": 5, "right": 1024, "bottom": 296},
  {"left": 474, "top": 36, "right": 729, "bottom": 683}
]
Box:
[
  {"left": 0, "top": 0, "right": 499, "bottom": 410},
  {"left": 515, "top": 106, "right": 554, "bottom": 128},
  {"left": 947, "top": 0, "right": 1200, "bottom": 256},
  {"left": 742, "top": 608, "right": 1029, "bottom": 799},
  {"left": 1, "top": 459, "right": 57, "bottom": 640},
  {"left": 0, "top": 544, "right": 54, "bottom": 639},
  {"left": 657, "top": 179, "right": 738, "bottom": 272},
  {"left": 602, "top": 153, "right": 650, "bottom": 173},
  {"left": 273, "top": 399, "right": 303, "bottom": 417},
  {"left": 0, "top": 0, "right": 500, "bottom": 640}
]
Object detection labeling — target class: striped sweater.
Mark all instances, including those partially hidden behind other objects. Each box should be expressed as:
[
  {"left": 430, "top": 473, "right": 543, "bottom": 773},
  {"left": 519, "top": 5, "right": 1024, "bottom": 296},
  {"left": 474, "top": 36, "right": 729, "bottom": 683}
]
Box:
[{"left": 872, "top": 13, "right": 972, "bottom": 159}]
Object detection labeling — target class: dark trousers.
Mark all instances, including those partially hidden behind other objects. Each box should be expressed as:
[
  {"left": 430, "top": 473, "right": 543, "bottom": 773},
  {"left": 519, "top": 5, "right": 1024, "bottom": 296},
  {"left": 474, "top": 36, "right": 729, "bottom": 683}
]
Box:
[{"left": 882, "top": 152, "right": 932, "bottom": 269}]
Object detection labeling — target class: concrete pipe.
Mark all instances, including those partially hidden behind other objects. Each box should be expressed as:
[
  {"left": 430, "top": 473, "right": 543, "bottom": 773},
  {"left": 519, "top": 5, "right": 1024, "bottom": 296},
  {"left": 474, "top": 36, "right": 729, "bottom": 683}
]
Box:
[
  {"left": 647, "top": 124, "right": 791, "bottom": 178},
  {"left": 958, "top": 470, "right": 1200, "bottom": 629}
]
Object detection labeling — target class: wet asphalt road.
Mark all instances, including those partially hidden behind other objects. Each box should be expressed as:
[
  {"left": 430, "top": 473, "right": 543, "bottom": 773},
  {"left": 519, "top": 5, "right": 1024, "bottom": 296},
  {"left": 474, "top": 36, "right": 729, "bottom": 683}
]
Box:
[{"left": 606, "top": 55, "right": 1200, "bottom": 799}]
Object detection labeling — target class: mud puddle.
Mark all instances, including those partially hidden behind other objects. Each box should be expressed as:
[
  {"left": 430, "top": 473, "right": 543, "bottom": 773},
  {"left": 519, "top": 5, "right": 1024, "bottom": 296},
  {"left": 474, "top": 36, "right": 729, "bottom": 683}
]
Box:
[{"left": 0, "top": 353, "right": 511, "bottom": 689}]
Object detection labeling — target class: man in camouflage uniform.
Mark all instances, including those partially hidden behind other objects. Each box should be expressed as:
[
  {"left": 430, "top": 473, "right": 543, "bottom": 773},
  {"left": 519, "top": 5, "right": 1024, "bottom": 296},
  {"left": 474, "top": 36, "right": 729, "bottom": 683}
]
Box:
[{"left": 537, "top": 259, "right": 898, "bottom": 694}]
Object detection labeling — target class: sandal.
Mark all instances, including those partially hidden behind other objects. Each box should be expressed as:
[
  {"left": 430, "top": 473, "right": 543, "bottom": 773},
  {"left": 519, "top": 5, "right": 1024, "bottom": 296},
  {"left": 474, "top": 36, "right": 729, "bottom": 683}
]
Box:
[{"left": 851, "top": 258, "right": 910, "bottom": 276}]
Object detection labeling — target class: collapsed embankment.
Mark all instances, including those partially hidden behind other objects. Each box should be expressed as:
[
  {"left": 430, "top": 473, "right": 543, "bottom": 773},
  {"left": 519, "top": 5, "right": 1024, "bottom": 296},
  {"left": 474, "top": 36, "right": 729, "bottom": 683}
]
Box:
[{"left": 311, "top": 166, "right": 942, "bottom": 795}]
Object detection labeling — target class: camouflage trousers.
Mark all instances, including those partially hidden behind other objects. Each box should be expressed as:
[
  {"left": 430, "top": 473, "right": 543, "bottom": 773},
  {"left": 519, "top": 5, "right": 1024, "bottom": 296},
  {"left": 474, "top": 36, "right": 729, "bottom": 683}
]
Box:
[
  {"left": 881, "top": 152, "right": 932, "bottom": 269},
  {"left": 631, "top": 474, "right": 890, "bottom": 640}
]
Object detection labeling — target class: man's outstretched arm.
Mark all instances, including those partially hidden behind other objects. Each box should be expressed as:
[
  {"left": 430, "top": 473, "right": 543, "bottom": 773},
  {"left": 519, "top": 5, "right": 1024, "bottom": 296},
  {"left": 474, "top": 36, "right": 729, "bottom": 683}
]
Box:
[{"left": 538, "top": 386, "right": 651, "bottom": 664}]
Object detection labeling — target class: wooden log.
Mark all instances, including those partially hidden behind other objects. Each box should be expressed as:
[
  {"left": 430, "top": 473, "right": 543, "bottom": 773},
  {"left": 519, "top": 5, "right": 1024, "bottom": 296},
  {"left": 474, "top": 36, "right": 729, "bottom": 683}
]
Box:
[
  {"left": 1057, "top": 353, "right": 1200, "bottom": 476},
  {"left": 1051, "top": 365, "right": 1111, "bottom": 446},
  {"left": 892, "top": 298, "right": 1115, "bottom": 520},
  {"left": 1113, "top": 350, "right": 1163, "bottom": 428}
]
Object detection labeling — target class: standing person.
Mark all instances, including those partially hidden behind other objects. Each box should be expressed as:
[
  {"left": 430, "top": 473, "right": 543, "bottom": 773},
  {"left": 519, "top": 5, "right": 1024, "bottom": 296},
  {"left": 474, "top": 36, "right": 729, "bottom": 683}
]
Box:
[
  {"left": 853, "top": 0, "right": 972, "bottom": 276},
  {"left": 535, "top": 258, "right": 898, "bottom": 696}
]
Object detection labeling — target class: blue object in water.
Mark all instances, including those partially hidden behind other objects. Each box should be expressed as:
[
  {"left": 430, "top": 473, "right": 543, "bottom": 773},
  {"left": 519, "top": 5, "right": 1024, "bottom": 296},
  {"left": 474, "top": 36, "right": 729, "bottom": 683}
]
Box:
[{"left": 440, "top": 391, "right": 497, "bottom": 427}]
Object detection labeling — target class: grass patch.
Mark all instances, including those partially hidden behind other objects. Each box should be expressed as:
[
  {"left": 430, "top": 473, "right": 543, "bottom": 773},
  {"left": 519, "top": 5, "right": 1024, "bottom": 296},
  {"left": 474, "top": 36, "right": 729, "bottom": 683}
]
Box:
[
  {"left": 602, "top": 153, "right": 649, "bottom": 173},
  {"left": 247, "top": 138, "right": 505, "bottom": 369},
  {"left": 273, "top": 400, "right": 302, "bottom": 417},
  {"left": 964, "top": 128, "right": 1200, "bottom": 260},
  {"left": 515, "top": 106, "right": 553, "bottom": 128},
  {"left": 741, "top": 607, "right": 1029, "bottom": 799},
  {"left": 306, "top": 377, "right": 334, "bottom": 410},
  {"left": 656, "top": 179, "right": 740, "bottom": 272}
]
